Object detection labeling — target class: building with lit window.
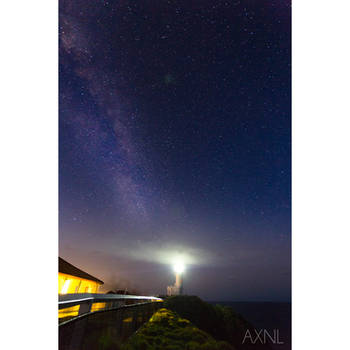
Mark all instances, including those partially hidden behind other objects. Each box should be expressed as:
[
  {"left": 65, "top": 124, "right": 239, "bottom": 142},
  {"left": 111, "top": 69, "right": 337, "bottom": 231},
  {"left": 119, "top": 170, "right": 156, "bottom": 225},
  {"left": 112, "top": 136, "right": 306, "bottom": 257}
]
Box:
[{"left": 58, "top": 257, "right": 104, "bottom": 294}]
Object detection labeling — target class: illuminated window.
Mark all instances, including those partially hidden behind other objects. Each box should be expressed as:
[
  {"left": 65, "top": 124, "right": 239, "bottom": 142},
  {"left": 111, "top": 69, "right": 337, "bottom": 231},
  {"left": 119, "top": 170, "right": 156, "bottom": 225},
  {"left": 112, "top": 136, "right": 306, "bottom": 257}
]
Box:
[
  {"left": 61, "top": 279, "right": 71, "bottom": 294},
  {"left": 75, "top": 280, "right": 82, "bottom": 293}
]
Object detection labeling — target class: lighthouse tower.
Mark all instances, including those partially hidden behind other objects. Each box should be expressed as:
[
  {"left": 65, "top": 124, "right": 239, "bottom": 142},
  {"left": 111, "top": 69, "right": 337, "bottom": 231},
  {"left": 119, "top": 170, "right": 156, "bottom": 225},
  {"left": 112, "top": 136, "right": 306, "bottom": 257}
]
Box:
[
  {"left": 175, "top": 271, "right": 183, "bottom": 294},
  {"left": 167, "top": 262, "right": 185, "bottom": 296}
]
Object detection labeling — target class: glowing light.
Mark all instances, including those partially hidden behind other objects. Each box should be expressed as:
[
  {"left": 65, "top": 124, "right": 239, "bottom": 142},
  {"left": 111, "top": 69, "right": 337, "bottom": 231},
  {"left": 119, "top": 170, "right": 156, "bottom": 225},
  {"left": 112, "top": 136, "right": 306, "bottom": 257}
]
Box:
[
  {"left": 58, "top": 273, "right": 101, "bottom": 294},
  {"left": 61, "top": 279, "right": 71, "bottom": 294},
  {"left": 173, "top": 261, "right": 185, "bottom": 274}
]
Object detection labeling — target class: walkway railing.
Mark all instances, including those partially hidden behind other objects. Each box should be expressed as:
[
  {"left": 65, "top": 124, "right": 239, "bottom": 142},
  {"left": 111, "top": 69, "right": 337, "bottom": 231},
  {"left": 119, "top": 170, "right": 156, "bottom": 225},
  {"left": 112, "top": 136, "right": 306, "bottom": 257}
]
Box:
[{"left": 59, "top": 294, "right": 163, "bottom": 350}]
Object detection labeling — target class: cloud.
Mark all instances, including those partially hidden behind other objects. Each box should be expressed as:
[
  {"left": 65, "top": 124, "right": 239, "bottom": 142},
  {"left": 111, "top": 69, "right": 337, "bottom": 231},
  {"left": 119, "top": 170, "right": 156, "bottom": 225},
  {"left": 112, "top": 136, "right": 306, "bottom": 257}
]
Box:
[{"left": 110, "top": 240, "right": 220, "bottom": 268}]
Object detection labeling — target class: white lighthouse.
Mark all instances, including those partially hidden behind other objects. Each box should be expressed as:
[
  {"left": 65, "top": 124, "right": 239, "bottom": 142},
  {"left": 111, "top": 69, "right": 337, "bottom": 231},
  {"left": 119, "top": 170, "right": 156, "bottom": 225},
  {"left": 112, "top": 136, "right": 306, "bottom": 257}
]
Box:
[{"left": 167, "top": 262, "right": 185, "bottom": 296}]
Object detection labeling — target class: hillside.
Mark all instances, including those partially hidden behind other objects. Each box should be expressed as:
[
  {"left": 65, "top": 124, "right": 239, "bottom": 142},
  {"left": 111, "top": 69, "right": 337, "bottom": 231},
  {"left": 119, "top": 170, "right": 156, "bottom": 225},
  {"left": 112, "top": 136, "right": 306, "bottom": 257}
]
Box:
[
  {"left": 123, "top": 308, "right": 234, "bottom": 350},
  {"left": 163, "top": 295, "right": 272, "bottom": 350}
]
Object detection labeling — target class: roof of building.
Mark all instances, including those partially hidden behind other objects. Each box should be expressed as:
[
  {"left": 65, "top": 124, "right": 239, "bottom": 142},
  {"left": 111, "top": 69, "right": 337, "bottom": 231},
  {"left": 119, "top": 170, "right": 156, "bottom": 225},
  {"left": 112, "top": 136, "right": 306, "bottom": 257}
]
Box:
[{"left": 59, "top": 257, "right": 104, "bottom": 284}]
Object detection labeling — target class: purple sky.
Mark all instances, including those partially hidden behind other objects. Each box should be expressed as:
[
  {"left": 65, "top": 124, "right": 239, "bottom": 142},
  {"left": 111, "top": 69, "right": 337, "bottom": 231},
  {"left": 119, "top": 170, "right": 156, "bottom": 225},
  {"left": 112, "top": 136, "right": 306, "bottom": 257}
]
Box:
[{"left": 59, "top": 0, "right": 291, "bottom": 301}]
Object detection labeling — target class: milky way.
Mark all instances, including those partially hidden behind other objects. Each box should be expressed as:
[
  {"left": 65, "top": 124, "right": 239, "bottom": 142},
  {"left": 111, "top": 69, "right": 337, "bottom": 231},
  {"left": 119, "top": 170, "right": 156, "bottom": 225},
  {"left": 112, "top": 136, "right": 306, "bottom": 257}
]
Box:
[{"left": 59, "top": 0, "right": 291, "bottom": 301}]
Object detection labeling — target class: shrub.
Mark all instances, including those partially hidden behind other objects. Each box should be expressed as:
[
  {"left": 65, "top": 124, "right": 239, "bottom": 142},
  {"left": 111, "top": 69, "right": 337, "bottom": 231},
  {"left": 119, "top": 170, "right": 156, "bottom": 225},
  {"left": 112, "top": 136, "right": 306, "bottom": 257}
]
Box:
[
  {"left": 164, "top": 295, "right": 272, "bottom": 350},
  {"left": 164, "top": 295, "right": 225, "bottom": 340},
  {"left": 122, "top": 308, "right": 234, "bottom": 350}
]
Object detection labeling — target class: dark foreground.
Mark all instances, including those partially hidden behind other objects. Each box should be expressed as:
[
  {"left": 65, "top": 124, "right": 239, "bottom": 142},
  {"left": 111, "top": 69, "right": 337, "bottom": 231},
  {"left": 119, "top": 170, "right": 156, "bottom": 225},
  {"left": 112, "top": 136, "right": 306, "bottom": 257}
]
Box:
[
  {"left": 210, "top": 302, "right": 291, "bottom": 350},
  {"left": 60, "top": 295, "right": 290, "bottom": 349}
]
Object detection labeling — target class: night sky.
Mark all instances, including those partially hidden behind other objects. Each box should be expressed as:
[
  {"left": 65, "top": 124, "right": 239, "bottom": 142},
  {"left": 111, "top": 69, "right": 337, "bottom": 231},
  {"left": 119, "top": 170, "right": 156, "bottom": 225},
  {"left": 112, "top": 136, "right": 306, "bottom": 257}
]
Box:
[{"left": 59, "top": 0, "right": 291, "bottom": 301}]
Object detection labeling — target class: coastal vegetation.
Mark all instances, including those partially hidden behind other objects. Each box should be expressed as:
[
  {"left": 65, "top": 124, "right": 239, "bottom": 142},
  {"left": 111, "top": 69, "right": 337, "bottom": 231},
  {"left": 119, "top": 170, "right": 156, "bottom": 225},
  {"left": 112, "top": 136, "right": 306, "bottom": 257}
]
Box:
[
  {"left": 94, "top": 295, "right": 272, "bottom": 349},
  {"left": 122, "top": 308, "right": 234, "bottom": 350},
  {"left": 163, "top": 295, "right": 272, "bottom": 350}
]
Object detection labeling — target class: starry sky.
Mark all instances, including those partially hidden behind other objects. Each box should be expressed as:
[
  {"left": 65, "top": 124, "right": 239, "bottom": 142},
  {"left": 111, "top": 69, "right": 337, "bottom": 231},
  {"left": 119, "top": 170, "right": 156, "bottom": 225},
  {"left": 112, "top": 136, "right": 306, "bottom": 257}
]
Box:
[{"left": 59, "top": 0, "right": 291, "bottom": 301}]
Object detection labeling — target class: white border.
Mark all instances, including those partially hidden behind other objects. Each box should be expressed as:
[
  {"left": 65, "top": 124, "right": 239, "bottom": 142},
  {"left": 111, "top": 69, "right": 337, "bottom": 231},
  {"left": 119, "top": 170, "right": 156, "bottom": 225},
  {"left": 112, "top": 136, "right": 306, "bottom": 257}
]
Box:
[
  {"left": 293, "top": 0, "right": 350, "bottom": 348},
  {"left": 0, "top": 1, "right": 58, "bottom": 349},
  {"left": 1, "top": 1, "right": 350, "bottom": 349}
]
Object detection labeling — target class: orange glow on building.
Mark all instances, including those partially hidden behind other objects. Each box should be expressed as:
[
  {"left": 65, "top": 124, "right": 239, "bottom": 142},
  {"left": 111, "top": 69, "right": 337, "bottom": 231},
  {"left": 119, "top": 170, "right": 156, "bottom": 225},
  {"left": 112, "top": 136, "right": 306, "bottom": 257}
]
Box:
[
  {"left": 58, "top": 272, "right": 101, "bottom": 294},
  {"left": 59, "top": 257, "right": 105, "bottom": 319}
]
